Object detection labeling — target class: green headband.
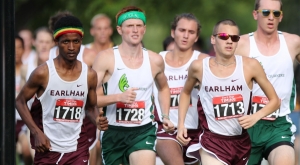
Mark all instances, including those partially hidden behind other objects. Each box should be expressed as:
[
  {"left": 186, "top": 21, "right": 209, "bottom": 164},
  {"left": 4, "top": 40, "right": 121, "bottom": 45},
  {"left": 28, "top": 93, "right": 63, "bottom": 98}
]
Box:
[{"left": 117, "top": 11, "right": 146, "bottom": 26}]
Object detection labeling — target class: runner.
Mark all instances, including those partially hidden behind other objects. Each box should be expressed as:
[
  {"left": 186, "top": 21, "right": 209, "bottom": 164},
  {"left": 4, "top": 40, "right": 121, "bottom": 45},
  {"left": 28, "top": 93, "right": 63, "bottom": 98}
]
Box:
[
  {"left": 47, "top": 11, "right": 100, "bottom": 165},
  {"left": 153, "top": 13, "right": 208, "bottom": 165},
  {"left": 177, "top": 19, "right": 280, "bottom": 165},
  {"left": 86, "top": 13, "right": 114, "bottom": 53},
  {"left": 92, "top": 6, "right": 174, "bottom": 165},
  {"left": 15, "top": 15, "right": 107, "bottom": 165},
  {"left": 235, "top": 0, "right": 300, "bottom": 164}
]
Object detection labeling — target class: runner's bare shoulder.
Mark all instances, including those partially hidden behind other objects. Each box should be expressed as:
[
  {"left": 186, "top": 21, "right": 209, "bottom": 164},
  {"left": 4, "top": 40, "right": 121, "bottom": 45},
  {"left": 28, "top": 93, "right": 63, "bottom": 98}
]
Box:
[
  {"left": 148, "top": 50, "right": 164, "bottom": 67},
  {"left": 197, "top": 52, "right": 210, "bottom": 60},
  {"left": 235, "top": 34, "right": 250, "bottom": 57},
  {"left": 93, "top": 48, "right": 114, "bottom": 67},
  {"left": 27, "top": 63, "right": 49, "bottom": 86}
]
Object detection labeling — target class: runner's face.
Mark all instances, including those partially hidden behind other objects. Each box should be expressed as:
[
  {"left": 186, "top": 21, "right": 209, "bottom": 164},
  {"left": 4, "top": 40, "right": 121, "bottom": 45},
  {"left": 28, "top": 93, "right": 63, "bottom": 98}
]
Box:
[
  {"left": 34, "top": 31, "right": 54, "bottom": 55},
  {"left": 253, "top": 0, "right": 282, "bottom": 34},
  {"left": 19, "top": 30, "right": 33, "bottom": 49},
  {"left": 172, "top": 18, "right": 198, "bottom": 51},
  {"left": 15, "top": 39, "right": 24, "bottom": 64},
  {"left": 56, "top": 33, "right": 82, "bottom": 61},
  {"left": 211, "top": 24, "right": 239, "bottom": 57},
  {"left": 91, "top": 17, "right": 112, "bottom": 44},
  {"left": 117, "top": 19, "right": 146, "bottom": 46}
]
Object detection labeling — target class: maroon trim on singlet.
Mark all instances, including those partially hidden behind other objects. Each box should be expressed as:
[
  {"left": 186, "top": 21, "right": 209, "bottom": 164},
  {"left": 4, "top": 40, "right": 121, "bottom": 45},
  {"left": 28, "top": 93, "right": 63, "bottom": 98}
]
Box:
[
  {"left": 30, "top": 97, "right": 43, "bottom": 149},
  {"left": 198, "top": 98, "right": 209, "bottom": 131},
  {"left": 197, "top": 98, "right": 204, "bottom": 130},
  {"left": 83, "top": 116, "right": 97, "bottom": 148},
  {"left": 247, "top": 92, "right": 252, "bottom": 115},
  {"left": 30, "top": 98, "right": 88, "bottom": 150}
]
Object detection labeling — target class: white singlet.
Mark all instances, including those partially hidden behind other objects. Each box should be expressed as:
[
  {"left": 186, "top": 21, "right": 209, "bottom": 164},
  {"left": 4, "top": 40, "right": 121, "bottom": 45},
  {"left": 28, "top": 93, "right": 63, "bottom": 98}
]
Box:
[
  {"left": 199, "top": 56, "right": 251, "bottom": 136},
  {"left": 22, "top": 50, "right": 36, "bottom": 65},
  {"left": 103, "top": 46, "right": 154, "bottom": 127},
  {"left": 37, "top": 59, "right": 88, "bottom": 153},
  {"left": 153, "top": 50, "right": 200, "bottom": 129},
  {"left": 249, "top": 31, "right": 295, "bottom": 119}
]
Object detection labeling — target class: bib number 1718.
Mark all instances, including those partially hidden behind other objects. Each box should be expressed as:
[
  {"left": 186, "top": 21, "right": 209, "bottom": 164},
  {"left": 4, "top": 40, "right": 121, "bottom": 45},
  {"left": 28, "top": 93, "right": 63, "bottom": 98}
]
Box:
[{"left": 53, "top": 99, "right": 84, "bottom": 122}]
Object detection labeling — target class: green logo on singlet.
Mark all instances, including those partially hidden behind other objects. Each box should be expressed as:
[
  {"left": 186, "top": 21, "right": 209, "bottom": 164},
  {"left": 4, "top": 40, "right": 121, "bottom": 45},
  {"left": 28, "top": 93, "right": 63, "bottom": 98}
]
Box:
[{"left": 118, "top": 74, "right": 130, "bottom": 92}]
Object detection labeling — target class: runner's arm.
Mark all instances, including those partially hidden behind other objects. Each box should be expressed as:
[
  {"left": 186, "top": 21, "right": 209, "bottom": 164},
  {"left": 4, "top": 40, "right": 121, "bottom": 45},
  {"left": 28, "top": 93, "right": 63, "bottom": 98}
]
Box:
[
  {"left": 85, "top": 68, "right": 109, "bottom": 130},
  {"left": 154, "top": 56, "right": 170, "bottom": 120},
  {"left": 249, "top": 59, "right": 280, "bottom": 119},
  {"left": 92, "top": 51, "right": 125, "bottom": 107},
  {"left": 16, "top": 65, "right": 51, "bottom": 152},
  {"left": 85, "top": 68, "right": 98, "bottom": 125},
  {"left": 16, "top": 66, "right": 47, "bottom": 136},
  {"left": 178, "top": 61, "right": 199, "bottom": 128},
  {"left": 152, "top": 52, "right": 174, "bottom": 131},
  {"left": 177, "top": 60, "right": 200, "bottom": 145}
]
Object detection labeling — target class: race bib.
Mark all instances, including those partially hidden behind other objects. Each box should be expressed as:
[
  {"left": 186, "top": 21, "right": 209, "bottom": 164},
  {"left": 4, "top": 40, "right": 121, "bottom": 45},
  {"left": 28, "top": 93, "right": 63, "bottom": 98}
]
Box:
[
  {"left": 170, "top": 87, "right": 192, "bottom": 109},
  {"left": 116, "top": 101, "right": 145, "bottom": 124},
  {"left": 53, "top": 99, "right": 84, "bottom": 122},
  {"left": 251, "top": 96, "right": 280, "bottom": 121},
  {"left": 213, "top": 94, "right": 245, "bottom": 120}
]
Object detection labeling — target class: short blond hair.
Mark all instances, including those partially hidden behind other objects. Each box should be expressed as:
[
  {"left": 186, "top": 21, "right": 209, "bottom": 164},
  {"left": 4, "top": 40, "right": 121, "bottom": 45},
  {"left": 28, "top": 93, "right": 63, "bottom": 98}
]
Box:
[
  {"left": 90, "top": 14, "right": 111, "bottom": 27},
  {"left": 254, "top": 0, "right": 283, "bottom": 10}
]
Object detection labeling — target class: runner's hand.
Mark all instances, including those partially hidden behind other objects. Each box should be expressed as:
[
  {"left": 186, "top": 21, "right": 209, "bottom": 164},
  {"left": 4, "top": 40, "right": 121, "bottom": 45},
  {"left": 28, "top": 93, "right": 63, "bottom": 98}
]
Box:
[
  {"left": 119, "top": 88, "right": 138, "bottom": 104},
  {"left": 97, "top": 110, "right": 108, "bottom": 131},
  {"left": 162, "top": 118, "right": 175, "bottom": 133},
  {"left": 238, "top": 114, "right": 260, "bottom": 129},
  {"left": 34, "top": 131, "right": 51, "bottom": 152},
  {"left": 176, "top": 126, "right": 191, "bottom": 146}
]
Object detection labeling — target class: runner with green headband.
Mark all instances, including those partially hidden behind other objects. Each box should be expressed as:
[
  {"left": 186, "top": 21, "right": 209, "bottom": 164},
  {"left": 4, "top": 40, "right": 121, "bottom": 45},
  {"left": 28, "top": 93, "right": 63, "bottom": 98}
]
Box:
[
  {"left": 93, "top": 6, "right": 174, "bottom": 165},
  {"left": 117, "top": 11, "right": 146, "bottom": 26}
]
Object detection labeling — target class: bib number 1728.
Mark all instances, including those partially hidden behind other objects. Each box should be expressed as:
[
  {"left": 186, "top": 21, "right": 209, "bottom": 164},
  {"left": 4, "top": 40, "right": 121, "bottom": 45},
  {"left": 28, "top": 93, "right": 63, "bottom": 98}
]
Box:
[{"left": 116, "top": 101, "right": 145, "bottom": 124}]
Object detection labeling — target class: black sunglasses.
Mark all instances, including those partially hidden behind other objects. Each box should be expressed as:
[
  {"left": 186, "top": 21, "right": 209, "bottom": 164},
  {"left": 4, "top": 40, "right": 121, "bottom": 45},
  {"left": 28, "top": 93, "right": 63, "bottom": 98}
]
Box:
[
  {"left": 257, "top": 9, "right": 282, "bottom": 17},
  {"left": 213, "top": 33, "right": 240, "bottom": 42}
]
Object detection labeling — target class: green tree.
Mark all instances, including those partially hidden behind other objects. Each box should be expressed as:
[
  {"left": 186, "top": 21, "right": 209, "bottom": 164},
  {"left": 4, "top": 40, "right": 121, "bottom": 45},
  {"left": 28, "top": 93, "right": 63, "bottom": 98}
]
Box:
[{"left": 15, "top": 0, "right": 299, "bottom": 52}]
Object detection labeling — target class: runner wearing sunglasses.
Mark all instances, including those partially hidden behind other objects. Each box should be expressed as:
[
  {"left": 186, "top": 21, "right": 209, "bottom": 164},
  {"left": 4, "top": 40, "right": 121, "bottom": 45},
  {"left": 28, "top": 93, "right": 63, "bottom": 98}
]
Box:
[
  {"left": 177, "top": 19, "right": 280, "bottom": 165},
  {"left": 235, "top": 0, "right": 300, "bottom": 164}
]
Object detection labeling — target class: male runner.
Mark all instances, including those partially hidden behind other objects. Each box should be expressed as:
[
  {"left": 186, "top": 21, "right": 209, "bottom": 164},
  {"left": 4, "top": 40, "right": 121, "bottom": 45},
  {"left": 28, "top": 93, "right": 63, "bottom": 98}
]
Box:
[
  {"left": 154, "top": 13, "right": 208, "bottom": 165},
  {"left": 15, "top": 15, "right": 107, "bottom": 165},
  {"left": 235, "top": 0, "right": 300, "bottom": 164},
  {"left": 18, "top": 29, "right": 36, "bottom": 65},
  {"left": 86, "top": 13, "right": 114, "bottom": 53},
  {"left": 177, "top": 19, "right": 280, "bottom": 165},
  {"left": 48, "top": 11, "right": 100, "bottom": 165},
  {"left": 86, "top": 13, "right": 115, "bottom": 165},
  {"left": 21, "top": 27, "right": 54, "bottom": 85},
  {"left": 92, "top": 6, "right": 174, "bottom": 165}
]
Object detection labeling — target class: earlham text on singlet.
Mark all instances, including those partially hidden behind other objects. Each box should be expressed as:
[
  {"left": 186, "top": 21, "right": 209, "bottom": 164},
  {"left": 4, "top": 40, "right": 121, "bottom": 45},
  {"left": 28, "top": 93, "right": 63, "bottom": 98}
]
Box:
[
  {"left": 205, "top": 85, "right": 242, "bottom": 92},
  {"left": 50, "top": 90, "right": 85, "bottom": 97},
  {"left": 167, "top": 75, "right": 188, "bottom": 81}
]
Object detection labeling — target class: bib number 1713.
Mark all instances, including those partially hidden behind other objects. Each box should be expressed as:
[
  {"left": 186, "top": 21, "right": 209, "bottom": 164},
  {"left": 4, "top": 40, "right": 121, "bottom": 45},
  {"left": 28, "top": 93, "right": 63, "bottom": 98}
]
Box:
[{"left": 213, "top": 94, "right": 245, "bottom": 120}]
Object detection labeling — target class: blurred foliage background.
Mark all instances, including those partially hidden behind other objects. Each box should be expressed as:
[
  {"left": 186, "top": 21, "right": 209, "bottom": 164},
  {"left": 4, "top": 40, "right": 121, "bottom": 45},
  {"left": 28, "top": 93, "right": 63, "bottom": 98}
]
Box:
[{"left": 15, "top": 0, "right": 300, "bottom": 53}]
